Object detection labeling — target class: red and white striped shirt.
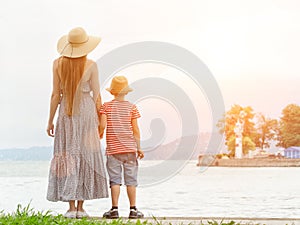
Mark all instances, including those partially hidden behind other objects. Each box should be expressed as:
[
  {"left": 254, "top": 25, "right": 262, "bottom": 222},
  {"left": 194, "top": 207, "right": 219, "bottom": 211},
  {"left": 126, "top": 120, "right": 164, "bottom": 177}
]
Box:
[{"left": 99, "top": 100, "right": 141, "bottom": 155}]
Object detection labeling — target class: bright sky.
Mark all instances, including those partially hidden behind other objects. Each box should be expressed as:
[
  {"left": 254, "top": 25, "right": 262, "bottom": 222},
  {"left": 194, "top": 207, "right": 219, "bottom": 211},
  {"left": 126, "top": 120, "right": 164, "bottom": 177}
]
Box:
[{"left": 0, "top": 0, "right": 299, "bottom": 149}]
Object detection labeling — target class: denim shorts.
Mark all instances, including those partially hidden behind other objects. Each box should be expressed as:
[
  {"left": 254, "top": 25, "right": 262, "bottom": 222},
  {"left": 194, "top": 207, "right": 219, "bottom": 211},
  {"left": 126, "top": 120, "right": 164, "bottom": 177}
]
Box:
[{"left": 106, "top": 153, "right": 138, "bottom": 187}]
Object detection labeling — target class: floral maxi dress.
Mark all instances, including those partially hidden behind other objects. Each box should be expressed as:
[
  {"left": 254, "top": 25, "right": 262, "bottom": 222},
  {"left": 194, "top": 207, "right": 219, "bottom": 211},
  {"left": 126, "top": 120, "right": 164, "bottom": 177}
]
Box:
[{"left": 47, "top": 80, "right": 108, "bottom": 202}]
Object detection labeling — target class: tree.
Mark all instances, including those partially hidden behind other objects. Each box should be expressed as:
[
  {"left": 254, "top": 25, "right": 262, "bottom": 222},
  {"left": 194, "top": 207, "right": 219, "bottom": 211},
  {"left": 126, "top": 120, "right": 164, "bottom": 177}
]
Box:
[
  {"left": 226, "top": 136, "right": 256, "bottom": 156},
  {"left": 242, "top": 136, "right": 256, "bottom": 155},
  {"left": 277, "top": 104, "right": 300, "bottom": 148},
  {"left": 226, "top": 136, "right": 236, "bottom": 157},
  {"left": 255, "top": 113, "right": 278, "bottom": 151},
  {"left": 217, "top": 104, "right": 257, "bottom": 156}
]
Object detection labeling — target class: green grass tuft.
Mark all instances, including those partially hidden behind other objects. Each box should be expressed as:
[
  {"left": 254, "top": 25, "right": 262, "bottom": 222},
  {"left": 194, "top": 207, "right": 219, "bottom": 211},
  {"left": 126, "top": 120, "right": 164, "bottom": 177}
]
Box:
[{"left": 0, "top": 204, "right": 293, "bottom": 225}]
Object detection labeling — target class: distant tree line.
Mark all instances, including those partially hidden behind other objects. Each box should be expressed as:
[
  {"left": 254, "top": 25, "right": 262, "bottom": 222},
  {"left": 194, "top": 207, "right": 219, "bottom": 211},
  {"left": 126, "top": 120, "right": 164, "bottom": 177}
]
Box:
[{"left": 217, "top": 104, "right": 300, "bottom": 157}]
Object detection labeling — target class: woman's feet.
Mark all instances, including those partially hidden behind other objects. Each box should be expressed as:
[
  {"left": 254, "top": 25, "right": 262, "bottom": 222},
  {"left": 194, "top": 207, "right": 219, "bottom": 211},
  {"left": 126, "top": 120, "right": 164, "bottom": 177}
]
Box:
[
  {"left": 64, "top": 209, "right": 89, "bottom": 219},
  {"left": 63, "top": 210, "right": 77, "bottom": 218},
  {"left": 76, "top": 210, "right": 89, "bottom": 218}
]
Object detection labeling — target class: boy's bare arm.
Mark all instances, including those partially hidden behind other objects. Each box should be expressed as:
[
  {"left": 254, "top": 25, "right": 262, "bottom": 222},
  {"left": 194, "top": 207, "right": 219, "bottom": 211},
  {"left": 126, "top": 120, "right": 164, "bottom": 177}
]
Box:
[
  {"left": 99, "top": 114, "right": 107, "bottom": 139},
  {"left": 132, "top": 119, "right": 144, "bottom": 159}
]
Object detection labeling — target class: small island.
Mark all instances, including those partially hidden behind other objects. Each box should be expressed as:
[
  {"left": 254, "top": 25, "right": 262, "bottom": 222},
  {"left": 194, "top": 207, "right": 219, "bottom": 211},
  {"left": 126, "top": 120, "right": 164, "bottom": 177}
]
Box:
[
  {"left": 197, "top": 154, "right": 300, "bottom": 167},
  {"left": 198, "top": 104, "right": 300, "bottom": 167}
]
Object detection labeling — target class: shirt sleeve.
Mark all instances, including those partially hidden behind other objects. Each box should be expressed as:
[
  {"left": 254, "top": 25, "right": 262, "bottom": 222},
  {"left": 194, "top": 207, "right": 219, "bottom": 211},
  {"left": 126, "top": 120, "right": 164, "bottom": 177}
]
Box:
[
  {"left": 99, "top": 103, "right": 107, "bottom": 115},
  {"left": 131, "top": 104, "right": 141, "bottom": 119}
]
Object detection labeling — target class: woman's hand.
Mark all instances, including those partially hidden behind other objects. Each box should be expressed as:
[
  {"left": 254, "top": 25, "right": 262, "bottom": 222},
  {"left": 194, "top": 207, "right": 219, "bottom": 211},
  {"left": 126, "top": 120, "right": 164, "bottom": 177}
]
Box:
[
  {"left": 98, "top": 126, "right": 104, "bottom": 139},
  {"left": 137, "top": 149, "right": 144, "bottom": 159},
  {"left": 47, "top": 124, "right": 55, "bottom": 137}
]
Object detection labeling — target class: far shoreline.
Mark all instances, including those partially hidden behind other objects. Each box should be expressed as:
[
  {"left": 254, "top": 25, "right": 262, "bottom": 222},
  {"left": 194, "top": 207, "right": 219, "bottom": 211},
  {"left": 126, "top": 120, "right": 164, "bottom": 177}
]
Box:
[{"left": 198, "top": 157, "right": 300, "bottom": 167}]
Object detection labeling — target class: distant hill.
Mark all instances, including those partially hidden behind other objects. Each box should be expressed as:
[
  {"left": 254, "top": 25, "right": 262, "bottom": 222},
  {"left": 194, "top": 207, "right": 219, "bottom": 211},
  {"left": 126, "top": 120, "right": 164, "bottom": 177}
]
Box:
[
  {"left": 0, "top": 146, "right": 53, "bottom": 161},
  {"left": 0, "top": 133, "right": 218, "bottom": 161},
  {"left": 143, "top": 133, "right": 221, "bottom": 160}
]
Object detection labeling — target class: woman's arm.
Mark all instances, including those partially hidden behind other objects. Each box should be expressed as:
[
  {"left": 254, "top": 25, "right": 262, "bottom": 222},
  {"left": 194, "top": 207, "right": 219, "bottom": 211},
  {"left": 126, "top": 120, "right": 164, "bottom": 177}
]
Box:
[
  {"left": 96, "top": 94, "right": 102, "bottom": 113},
  {"left": 90, "top": 62, "right": 101, "bottom": 106},
  {"left": 89, "top": 61, "right": 102, "bottom": 126},
  {"left": 47, "top": 59, "right": 61, "bottom": 137},
  {"left": 132, "top": 119, "right": 144, "bottom": 159}
]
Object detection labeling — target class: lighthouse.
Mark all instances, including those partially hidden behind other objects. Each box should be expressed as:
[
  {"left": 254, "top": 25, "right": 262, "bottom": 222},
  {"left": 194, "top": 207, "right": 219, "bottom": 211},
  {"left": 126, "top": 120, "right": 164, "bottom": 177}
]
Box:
[{"left": 234, "top": 120, "right": 243, "bottom": 158}]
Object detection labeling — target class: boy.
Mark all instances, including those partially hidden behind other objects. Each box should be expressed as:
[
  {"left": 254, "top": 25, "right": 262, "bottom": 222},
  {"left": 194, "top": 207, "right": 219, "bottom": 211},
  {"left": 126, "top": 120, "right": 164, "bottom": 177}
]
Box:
[{"left": 99, "top": 76, "right": 144, "bottom": 219}]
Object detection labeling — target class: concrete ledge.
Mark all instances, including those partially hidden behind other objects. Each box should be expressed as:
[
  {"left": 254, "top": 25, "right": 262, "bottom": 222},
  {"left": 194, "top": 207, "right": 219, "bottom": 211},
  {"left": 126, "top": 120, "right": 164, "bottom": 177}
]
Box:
[
  {"left": 92, "top": 217, "right": 300, "bottom": 225},
  {"left": 197, "top": 158, "right": 300, "bottom": 167}
]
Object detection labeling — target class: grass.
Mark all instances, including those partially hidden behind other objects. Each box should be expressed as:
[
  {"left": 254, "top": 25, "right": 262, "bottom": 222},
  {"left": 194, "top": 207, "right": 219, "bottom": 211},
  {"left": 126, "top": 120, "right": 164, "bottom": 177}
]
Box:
[
  {"left": 0, "top": 204, "right": 289, "bottom": 225},
  {"left": 0, "top": 204, "right": 132, "bottom": 225}
]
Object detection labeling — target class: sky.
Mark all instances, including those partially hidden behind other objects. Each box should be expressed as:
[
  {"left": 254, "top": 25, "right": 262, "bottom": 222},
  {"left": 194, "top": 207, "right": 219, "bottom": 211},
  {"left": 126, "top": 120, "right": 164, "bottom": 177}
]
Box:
[{"left": 0, "top": 0, "right": 299, "bottom": 149}]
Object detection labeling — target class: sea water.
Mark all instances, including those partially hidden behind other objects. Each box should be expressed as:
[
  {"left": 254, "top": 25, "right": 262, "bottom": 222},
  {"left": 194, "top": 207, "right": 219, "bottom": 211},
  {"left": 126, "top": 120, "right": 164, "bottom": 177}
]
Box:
[{"left": 0, "top": 160, "right": 299, "bottom": 218}]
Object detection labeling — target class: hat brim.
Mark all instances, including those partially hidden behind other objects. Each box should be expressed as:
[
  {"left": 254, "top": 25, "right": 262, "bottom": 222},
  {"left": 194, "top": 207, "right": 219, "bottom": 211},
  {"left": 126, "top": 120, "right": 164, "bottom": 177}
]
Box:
[
  {"left": 57, "top": 35, "right": 101, "bottom": 58},
  {"left": 106, "top": 87, "right": 133, "bottom": 95}
]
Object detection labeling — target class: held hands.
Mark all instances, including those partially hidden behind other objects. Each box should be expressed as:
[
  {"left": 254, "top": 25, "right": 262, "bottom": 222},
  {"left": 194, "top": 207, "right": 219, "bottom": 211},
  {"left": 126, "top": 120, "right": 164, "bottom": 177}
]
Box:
[
  {"left": 98, "top": 126, "right": 104, "bottom": 139},
  {"left": 137, "top": 149, "right": 144, "bottom": 159},
  {"left": 47, "top": 123, "right": 55, "bottom": 137}
]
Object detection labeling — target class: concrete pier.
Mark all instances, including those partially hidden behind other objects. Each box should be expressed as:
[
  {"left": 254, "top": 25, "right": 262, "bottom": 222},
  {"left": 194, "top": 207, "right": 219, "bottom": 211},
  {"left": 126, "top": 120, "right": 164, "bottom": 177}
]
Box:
[{"left": 94, "top": 217, "right": 300, "bottom": 225}]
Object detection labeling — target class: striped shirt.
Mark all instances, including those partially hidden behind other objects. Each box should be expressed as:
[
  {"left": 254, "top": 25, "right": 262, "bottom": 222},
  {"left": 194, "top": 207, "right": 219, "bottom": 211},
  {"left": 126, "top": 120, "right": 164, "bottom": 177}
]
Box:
[{"left": 99, "top": 100, "right": 141, "bottom": 155}]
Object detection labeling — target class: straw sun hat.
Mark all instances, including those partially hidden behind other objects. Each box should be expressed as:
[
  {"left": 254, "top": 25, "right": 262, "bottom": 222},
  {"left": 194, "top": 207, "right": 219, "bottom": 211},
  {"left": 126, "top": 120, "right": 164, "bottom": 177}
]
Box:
[
  {"left": 57, "top": 27, "right": 101, "bottom": 58},
  {"left": 106, "top": 76, "right": 133, "bottom": 95}
]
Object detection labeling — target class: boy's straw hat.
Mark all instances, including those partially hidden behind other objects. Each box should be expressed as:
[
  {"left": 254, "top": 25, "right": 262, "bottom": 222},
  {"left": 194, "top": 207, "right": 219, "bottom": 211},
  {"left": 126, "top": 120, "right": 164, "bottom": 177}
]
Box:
[
  {"left": 57, "top": 27, "right": 101, "bottom": 58},
  {"left": 106, "top": 76, "right": 133, "bottom": 95}
]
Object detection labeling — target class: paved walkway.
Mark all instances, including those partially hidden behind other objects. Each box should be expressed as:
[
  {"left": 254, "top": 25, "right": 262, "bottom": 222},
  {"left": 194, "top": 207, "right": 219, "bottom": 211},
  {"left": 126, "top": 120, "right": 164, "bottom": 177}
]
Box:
[{"left": 94, "top": 217, "right": 300, "bottom": 225}]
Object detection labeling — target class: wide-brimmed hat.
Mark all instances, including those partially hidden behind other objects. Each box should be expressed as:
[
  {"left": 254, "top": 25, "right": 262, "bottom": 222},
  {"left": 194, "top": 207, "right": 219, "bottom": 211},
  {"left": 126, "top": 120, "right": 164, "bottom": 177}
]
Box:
[
  {"left": 106, "top": 76, "right": 133, "bottom": 95},
  {"left": 57, "top": 27, "right": 101, "bottom": 58}
]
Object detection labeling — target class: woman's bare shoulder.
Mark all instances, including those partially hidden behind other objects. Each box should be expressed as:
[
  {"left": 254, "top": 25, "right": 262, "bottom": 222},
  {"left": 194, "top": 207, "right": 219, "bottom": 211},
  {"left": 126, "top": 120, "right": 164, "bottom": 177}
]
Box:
[
  {"left": 81, "top": 59, "right": 97, "bottom": 82},
  {"left": 87, "top": 59, "right": 95, "bottom": 63},
  {"left": 86, "top": 59, "right": 97, "bottom": 67},
  {"left": 85, "top": 59, "right": 98, "bottom": 72}
]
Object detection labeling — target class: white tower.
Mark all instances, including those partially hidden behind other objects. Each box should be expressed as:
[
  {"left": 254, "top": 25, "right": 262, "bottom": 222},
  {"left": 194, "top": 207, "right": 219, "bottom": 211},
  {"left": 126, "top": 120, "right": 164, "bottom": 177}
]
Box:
[{"left": 234, "top": 120, "right": 243, "bottom": 158}]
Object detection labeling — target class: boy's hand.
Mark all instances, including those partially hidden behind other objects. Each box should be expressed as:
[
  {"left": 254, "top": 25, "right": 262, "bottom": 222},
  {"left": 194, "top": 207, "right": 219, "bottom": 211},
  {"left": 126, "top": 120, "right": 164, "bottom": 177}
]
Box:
[{"left": 137, "top": 149, "right": 144, "bottom": 159}]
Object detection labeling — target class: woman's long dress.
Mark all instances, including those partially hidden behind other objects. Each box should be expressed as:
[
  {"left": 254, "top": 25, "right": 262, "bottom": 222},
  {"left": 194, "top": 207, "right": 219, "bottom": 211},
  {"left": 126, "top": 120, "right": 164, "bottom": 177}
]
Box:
[{"left": 47, "top": 80, "right": 108, "bottom": 202}]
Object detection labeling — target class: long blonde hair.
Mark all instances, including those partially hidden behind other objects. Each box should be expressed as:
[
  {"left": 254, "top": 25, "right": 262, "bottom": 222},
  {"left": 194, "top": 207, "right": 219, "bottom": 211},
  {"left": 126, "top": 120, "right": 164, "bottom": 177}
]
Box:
[{"left": 58, "top": 56, "right": 87, "bottom": 116}]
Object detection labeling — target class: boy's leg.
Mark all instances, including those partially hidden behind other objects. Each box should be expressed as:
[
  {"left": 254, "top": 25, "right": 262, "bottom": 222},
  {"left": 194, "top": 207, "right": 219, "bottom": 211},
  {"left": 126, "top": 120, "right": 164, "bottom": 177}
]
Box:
[
  {"left": 126, "top": 185, "right": 136, "bottom": 207},
  {"left": 106, "top": 154, "right": 123, "bottom": 205},
  {"left": 103, "top": 155, "right": 122, "bottom": 218},
  {"left": 123, "top": 153, "right": 138, "bottom": 206},
  {"left": 111, "top": 185, "right": 121, "bottom": 207},
  {"left": 123, "top": 153, "right": 138, "bottom": 190},
  {"left": 124, "top": 153, "right": 143, "bottom": 218}
]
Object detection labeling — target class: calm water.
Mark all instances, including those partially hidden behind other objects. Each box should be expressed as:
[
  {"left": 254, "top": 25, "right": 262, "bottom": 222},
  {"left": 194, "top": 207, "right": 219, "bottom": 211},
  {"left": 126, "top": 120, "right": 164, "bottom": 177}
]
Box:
[{"left": 0, "top": 160, "right": 299, "bottom": 218}]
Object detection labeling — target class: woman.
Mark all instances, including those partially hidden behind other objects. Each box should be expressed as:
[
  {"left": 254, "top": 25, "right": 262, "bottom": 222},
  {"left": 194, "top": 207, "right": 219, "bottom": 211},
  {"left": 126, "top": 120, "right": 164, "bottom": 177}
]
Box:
[{"left": 46, "top": 27, "right": 108, "bottom": 218}]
